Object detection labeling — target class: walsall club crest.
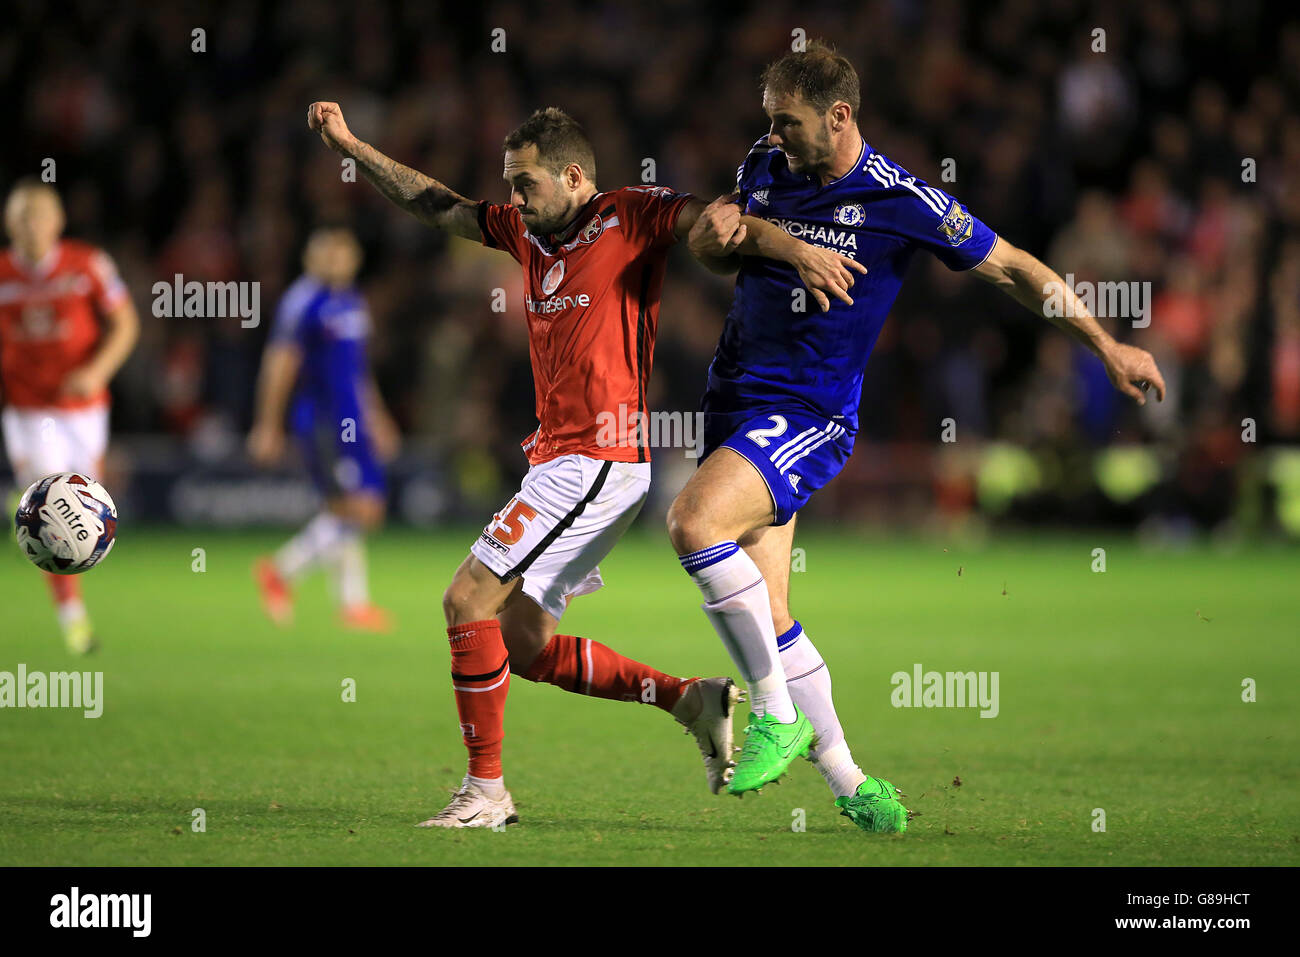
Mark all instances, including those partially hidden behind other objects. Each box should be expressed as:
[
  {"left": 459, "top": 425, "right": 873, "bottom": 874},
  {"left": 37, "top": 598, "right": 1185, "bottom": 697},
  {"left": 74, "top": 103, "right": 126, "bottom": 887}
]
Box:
[
  {"left": 578, "top": 214, "right": 604, "bottom": 244},
  {"left": 833, "top": 202, "right": 866, "bottom": 227},
  {"left": 542, "top": 259, "right": 565, "bottom": 295}
]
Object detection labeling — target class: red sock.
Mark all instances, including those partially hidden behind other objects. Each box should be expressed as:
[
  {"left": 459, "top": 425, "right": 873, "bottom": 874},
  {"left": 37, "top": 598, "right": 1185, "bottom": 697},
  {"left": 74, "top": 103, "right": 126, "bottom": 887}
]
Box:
[
  {"left": 524, "top": 634, "right": 688, "bottom": 712},
  {"left": 447, "top": 620, "right": 510, "bottom": 780},
  {"left": 44, "top": 572, "right": 80, "bottom": 605}
]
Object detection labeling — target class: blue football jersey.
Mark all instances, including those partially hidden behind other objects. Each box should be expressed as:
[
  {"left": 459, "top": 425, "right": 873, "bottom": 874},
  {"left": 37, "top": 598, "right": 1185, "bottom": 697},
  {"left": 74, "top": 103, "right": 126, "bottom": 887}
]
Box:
[
  {"left": 704, "top": 136, "right": 998, "bottom": 431},
  {"left": 269, "top": 275, "right": 371, "bottom": 430}
]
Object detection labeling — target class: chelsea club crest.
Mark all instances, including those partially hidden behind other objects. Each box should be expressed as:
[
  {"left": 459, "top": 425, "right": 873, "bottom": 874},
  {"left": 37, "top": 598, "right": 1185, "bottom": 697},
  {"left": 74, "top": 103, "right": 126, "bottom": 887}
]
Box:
[{"left": 833, "top": 203, "right": 866, "bottom": 227}]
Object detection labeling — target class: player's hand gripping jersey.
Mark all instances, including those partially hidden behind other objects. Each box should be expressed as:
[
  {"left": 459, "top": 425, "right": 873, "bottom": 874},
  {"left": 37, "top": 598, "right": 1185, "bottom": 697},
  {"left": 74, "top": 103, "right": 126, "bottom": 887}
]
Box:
[
  {"left": 702, "top": 137, "right": 998, "bottom": 523},
  {"left": 477, "top": 186, "right": 693, "bottom": 465}
]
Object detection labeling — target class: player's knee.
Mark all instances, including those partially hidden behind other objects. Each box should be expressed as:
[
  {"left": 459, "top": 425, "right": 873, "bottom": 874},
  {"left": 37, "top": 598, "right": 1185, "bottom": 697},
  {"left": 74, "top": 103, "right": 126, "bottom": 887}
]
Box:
[
  {"left": 666, "top": 496, "right": 712, "bottom": 554},
  {"left": 665, "top": 500, "right": 689, "bottom": 552},
  {"left": 442, "top": 578, "right": 489, "bottom": 626},
  {"left": 440, "top": 585, "right": 463, "bottom": 624}
]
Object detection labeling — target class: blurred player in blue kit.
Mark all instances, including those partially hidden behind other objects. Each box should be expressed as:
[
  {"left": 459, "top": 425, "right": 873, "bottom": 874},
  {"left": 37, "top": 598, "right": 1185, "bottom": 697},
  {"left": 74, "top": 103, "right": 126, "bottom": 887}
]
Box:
[{"left": 247, "top": 226, "right": 400, "bottom": 632}]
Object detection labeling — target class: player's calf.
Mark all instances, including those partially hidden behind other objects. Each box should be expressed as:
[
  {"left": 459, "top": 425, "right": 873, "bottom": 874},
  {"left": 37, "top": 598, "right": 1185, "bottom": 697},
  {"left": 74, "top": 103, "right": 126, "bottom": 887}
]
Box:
[{"left": 521, "top": 633, "right": 688, "bottom": 706}]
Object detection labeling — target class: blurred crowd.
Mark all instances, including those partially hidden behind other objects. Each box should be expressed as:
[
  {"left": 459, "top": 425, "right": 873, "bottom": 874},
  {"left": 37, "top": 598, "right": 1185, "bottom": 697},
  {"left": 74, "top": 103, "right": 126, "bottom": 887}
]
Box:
[{"left": 3, "top": 0, "right": 1298, "bottom": 530}]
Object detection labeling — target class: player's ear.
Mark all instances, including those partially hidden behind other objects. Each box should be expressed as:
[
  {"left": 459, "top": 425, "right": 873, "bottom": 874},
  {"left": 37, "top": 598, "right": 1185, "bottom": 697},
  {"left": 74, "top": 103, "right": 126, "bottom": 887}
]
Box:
[
  {"left": 830, "top": 102, "right": 852, "bottom": 132},
  {"left": 563, "top": 162, "right": 585, "bottom": 192}
]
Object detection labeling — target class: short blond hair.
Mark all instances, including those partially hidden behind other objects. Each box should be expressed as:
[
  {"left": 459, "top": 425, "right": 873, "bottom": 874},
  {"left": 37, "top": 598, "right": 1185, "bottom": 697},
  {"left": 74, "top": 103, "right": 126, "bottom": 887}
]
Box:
[
  {"left": 6, "top": 177, "right": 61, "bottom": 207},
  {"left": 5, "top": 177, "right": 63, "bottom": 224}
]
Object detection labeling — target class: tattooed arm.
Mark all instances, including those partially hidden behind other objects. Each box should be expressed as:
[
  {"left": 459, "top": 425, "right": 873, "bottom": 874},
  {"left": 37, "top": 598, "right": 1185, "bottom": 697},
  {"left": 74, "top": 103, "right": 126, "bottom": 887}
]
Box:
[{"left": 307, "top": 101, "right": 481, "bottom": 240}]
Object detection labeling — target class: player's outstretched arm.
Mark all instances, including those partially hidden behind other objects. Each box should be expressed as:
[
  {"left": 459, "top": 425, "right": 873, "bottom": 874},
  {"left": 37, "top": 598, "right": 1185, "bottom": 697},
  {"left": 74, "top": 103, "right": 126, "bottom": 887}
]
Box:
[
  {"left": 681, "top": 195, "right": 866, "bottom": 311},
  {"left": 973, "top": 236, "right": 1166, "bottom": 405},
  {"left": 307, "top": 101, "right": 480, "bottom": 240}
]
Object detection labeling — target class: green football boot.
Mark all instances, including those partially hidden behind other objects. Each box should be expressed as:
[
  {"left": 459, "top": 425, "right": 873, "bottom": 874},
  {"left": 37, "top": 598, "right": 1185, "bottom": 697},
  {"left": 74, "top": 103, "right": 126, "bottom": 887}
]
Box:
[
  {"left": 835, "top": 776, "right": 908, "bottom": 833},
  {"left": 726, "top": 705, "right": 814, "bottom": 794}
]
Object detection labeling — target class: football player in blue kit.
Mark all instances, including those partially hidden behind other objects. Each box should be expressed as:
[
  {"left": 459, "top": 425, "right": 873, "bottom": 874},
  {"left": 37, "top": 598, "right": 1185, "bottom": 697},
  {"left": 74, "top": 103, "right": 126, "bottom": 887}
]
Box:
[
  {"left": 671, "top": 42, "right": 1165, "bottom": 831},
  {"left": 248, "top": 226, "right": 400, "bottom": 632}
]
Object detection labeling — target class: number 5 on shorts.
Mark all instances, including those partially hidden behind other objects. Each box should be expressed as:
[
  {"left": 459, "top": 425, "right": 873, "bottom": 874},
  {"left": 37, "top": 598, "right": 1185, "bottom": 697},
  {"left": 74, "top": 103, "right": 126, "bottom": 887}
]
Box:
[{"left": 490, "top": 498, "right": 539, "bottom": 545}]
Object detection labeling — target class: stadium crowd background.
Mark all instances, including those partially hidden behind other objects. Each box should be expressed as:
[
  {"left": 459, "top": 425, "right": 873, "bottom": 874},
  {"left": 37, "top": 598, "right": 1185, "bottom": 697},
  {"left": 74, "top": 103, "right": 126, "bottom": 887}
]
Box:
[{"left": 3, "top": 0, "right": 1298, "bottom": 535}]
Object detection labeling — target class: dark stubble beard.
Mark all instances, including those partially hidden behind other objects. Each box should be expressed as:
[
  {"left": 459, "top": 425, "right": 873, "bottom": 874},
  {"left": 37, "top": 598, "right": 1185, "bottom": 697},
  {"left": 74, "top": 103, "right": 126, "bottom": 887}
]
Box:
[
  {"left": 801, "top": 123, "right": 836, "bottom": 179},
  {"left": 526, "top": 190, "right": 583, "bottom": 237}
]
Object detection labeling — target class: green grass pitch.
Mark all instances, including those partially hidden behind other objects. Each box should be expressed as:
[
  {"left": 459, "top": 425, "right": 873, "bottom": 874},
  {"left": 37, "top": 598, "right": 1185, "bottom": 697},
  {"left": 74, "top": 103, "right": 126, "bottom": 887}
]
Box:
[{"left": 1, "top": 525, "right": 1296, "bottom": 866}]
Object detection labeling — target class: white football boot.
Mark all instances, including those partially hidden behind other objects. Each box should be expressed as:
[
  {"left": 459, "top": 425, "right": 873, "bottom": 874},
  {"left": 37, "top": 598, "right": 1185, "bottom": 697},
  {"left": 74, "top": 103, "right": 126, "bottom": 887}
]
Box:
[
  {"left": 672, "top": 677, "right": 742, "bottom": 794},
  {"left": 417, "top": 777, "right": 519, "bottom": 829}
]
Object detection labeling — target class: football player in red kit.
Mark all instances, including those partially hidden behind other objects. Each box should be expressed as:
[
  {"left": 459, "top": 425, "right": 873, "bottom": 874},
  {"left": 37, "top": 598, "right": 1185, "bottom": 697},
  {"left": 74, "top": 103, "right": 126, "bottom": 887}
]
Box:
[{"left": 0, "top": 179, "right": 140, "bottom": 653}]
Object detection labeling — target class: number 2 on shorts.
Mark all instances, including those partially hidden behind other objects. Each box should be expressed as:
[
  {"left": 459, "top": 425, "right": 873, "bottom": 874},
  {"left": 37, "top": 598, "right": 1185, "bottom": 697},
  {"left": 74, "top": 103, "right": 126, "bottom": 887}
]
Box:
[{"left": 745, "top": 415, "right": 788, "bottom": 448}]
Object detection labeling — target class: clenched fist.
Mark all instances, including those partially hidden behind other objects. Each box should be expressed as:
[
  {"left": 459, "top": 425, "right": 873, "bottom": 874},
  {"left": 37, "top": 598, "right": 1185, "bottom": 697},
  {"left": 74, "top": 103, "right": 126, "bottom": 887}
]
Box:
[
  {"left": 689, "top": 194, "right": 748, "bottom": 259},
  {"left": 1100, "top": 341, "right": 1167, "bottom": 405},
  {"left": 307, "top": 101, "right": 355, "bottom": 153}
]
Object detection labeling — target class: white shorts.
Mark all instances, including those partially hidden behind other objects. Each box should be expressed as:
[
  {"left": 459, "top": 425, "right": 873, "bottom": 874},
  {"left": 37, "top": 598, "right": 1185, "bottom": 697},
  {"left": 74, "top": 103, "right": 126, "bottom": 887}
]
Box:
[
  {"left": 2, "top": 405, "right": 110, "bottom": 487},
  {"left": 471, "top": 453, "right": 652, "bottom": 622}
]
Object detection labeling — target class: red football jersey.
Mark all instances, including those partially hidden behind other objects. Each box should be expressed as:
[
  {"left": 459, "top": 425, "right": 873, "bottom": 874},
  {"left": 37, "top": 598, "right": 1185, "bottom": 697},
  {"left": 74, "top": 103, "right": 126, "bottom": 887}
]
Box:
[
  {"left": 0, "top": 239, "right": 128, "bottom": 409},
  {"left": 478, "top": 186, "right": 692, "bottom": 465}
]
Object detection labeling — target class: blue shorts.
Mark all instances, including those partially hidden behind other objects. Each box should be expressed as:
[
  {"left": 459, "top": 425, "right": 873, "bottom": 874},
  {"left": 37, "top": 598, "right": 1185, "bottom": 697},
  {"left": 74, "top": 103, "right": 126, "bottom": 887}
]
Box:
[
  {"left": 701, "top": 409, "right": 854, "bottom": 525},
  {"left": 294, "top": 419, "right": 386, "bottom": 498}
]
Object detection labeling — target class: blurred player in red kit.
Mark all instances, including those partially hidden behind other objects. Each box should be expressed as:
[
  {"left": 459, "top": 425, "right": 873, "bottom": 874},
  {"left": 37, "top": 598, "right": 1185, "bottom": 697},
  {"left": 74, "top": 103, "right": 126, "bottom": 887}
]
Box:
[{"left": 0, "top": 179, "right": 140, "bottom": 653}]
